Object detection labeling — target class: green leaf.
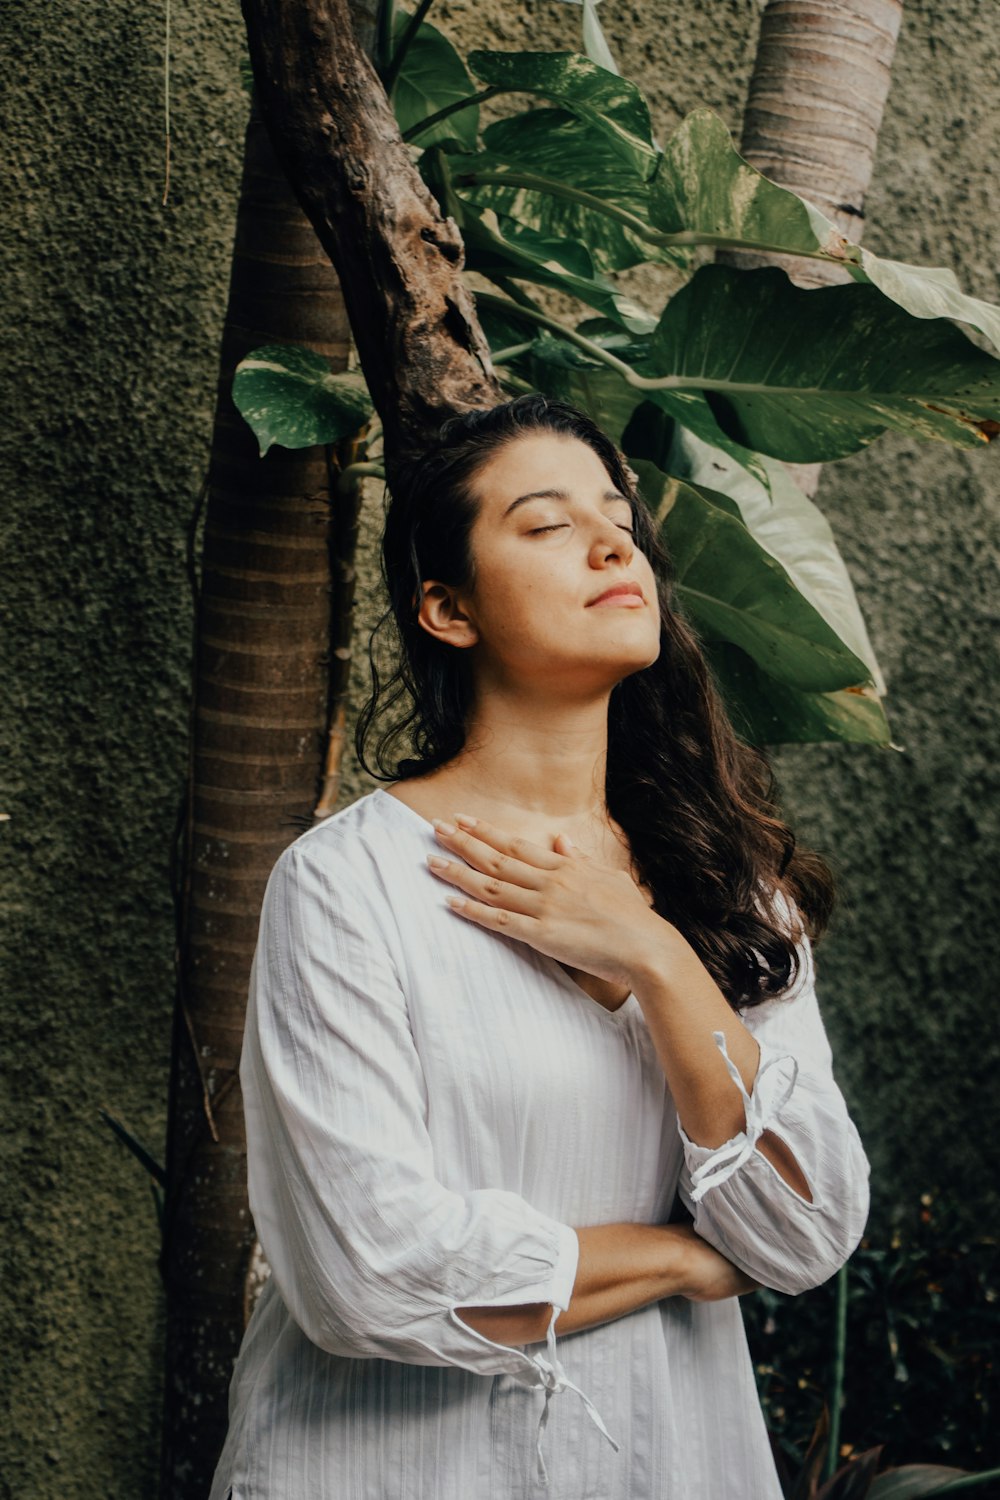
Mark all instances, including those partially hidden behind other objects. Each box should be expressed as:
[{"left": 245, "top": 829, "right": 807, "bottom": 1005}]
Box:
[
  {"left": 452, "top": 108, "right": 687, "bottom": 273},
  {"left": 651, "top": 107, "right": 848, "bottom": 260},
  {"left": 469, "top": 204, "right": 652, "bottom": 331},
  {"left": 644, "top": 264, "right": 1000, "bottom": 462},
  {"left": 651, "top": 107, "right": 1000, "bottom": 356},
  {"left": 477, "top": 299, "right": 544, "bottom": 356},
  {"left": 856, "top": 252, "right": 1000, "bottom": 358},
  {"left": 390, "top": 7, "right": 479, "bottom": 148},
  {"left": 632, "top": 460, "right": 871, "bottom": 692},
  {"left": 232, "top": 345, "right": 374, "bottom": 456},
  {"left": 867, "top": 1464, "right": 992, "bottom": 1498},
  {"left": 511, "top": 323, "right": 773, "bottom": 489},
  {"left": 705, "top": 641, "right": 892, "bottom": 748},
  {"left": 663, "top": 424, "right": 887, "bottom": 697},
  {"left": 511, "top": 328, "right": 652, "bottom": 439},
  {"left": 465, "top": 50, "right": 660, "bottom": 178},
  {"left": 421, "top": 147, "right": 654, "bottom": 331}
]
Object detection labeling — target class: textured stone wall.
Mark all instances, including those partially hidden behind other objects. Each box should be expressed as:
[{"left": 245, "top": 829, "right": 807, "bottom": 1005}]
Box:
[{"left": 2, "top": 1, "right": 997, "bottom": 1493}]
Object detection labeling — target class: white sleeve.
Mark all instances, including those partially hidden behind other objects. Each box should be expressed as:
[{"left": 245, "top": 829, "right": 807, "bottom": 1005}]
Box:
[
  {"left": 675, "top": 898, "right": 871, "bottom": 1296},
  {"left": 241, "top": 838, "right": 619, "bottom": 1481}
]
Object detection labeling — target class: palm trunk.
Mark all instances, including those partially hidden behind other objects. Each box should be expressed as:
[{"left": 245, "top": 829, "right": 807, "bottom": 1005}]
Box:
[
  {"left": 159, "top": 101, "right": 351, "bottom": 1497},
  {"left": 722, "top": 0, "right": 904, "bottom": 493}
]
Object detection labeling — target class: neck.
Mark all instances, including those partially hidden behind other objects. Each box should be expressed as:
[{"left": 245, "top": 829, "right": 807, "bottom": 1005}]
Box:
[{"left": 433, "top": 683, "right": 615, "bottom": 828}]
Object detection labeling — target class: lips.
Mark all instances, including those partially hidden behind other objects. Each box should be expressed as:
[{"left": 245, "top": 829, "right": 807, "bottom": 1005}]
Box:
[{"left": 587, "top": 581, "right": 645, "bottom": 605}]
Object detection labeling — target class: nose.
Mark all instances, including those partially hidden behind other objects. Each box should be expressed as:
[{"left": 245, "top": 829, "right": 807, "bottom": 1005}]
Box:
[{"left": 589, "top": 516, "right": 634, "bottom": 567}]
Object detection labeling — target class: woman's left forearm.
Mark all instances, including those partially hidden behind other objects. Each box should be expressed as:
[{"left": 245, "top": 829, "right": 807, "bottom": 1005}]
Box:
[
  {"left": 626, "top": 917, "right": 761, "bottom": 1150},
  {"left": 626, "top": 917, "right": 813, "bottom": 1200}
]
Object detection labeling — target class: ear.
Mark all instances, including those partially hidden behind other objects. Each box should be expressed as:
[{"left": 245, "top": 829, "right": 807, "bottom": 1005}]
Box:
[{"left": 415, "top": 580, "right": 479, "bottom": 650}]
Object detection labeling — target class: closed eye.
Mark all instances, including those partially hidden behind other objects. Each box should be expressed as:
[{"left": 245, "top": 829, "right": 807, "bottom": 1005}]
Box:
[{"left": 529, "top": 525, "right": 635, "bottom": 535}]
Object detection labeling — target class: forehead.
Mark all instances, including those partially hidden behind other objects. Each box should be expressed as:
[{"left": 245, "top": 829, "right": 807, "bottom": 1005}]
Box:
[{"left": 471, "top": 431, "right": 616, "bottom": 517}]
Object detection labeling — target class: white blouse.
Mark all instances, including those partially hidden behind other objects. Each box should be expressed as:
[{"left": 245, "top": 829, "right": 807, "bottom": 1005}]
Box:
[{"left": 210, "top": 787, "right": 871, "bottom": 1500}]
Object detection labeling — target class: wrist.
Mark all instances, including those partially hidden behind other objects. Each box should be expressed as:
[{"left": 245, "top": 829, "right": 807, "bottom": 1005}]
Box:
[
  {"left": 660, "top": 1224, "right": 698, "bottom": 1299},
  {"left": 624, "top": 913, "right": 688, "bottom": 993}
]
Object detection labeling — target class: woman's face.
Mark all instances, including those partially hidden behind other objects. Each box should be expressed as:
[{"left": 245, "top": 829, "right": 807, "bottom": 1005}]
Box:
[{"left": 419, "top": 430, "right": 662, "bottom": 694}]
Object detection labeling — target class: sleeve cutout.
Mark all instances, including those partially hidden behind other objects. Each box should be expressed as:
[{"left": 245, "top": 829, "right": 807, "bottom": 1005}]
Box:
[{"left": 683, "top": 1030, "right": 800, "bottom": 1203}]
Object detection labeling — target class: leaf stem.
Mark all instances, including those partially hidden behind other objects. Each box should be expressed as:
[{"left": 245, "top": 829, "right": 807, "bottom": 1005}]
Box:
[
  {"left": 496, "top": 368, "right": 537, "bottom": 396},
  {"left": 472, "top": 291, "right": 940, "bottom": 401},
  {"left": 821, "top": 1264, "right": 849, "bottom": 1483},
  {"left": 454, "top": 167, "right": 860, "bottom": 268},
  {"left": 456, "top": 167, "right": 653, "bottom": 234},
  {"left": 376, "top": 0, "right": 396, "bottom": 80},
  {"left": 489, "top": 341, "right": 535, "bottom": 364},
  {"left": 336, "top": 461, "right": 386, "bottom": 495},
  {"left": 486, "top": 275, "right": 549, "bottom": 313},
  {"left": 474, "top": 290, "right": 648, "bottom": 380},
  {"left": 402, "top": 85, "right": 504, "bottom": 142},
  {"left": 382, "top": 0, "right": 436, "bottom": 96}
]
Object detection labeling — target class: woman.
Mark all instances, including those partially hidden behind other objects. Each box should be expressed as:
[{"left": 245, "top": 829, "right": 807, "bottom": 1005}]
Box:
[{"left": 210, "top": 393, "right": 871, "bottom": 1500}]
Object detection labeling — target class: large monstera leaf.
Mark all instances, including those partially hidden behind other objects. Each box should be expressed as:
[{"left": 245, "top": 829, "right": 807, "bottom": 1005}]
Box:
[
  {"left": 641, "top": 265, "right": 1000, "bottom": 463},
  {"left": 421, "top": 147, "right": 654, "bottom": 332},
  {"left": 630, "top": 460, "right": 889, "bottom": 748},
  {"left": 622, "top": 459, "right": 888, "bottom": 747},
  {"left": 704, "top": 643, "right": 891, "bottom": 748},
  {"left": 479, "top": 311, "right": 773, "bottom": 491},
  {"left": 446, "top": 109, "right": 689, "bottom": 275}
]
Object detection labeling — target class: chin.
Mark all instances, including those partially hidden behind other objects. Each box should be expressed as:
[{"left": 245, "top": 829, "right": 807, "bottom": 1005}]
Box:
[{"left": 601, "top": 643, "right": 661, "bottom": 684}]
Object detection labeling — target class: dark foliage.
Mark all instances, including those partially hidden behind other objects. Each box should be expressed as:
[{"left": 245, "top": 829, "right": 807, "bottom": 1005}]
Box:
[{"left": 744, "top": 1191, "right": 999, "bottom": 1475}]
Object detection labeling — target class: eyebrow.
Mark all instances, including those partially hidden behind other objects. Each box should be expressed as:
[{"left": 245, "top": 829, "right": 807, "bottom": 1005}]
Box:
[{"left": 502, "top": 487, "right": 631, "bottom": 518}]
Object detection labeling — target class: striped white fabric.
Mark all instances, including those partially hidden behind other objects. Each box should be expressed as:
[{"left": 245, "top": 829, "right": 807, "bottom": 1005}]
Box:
[{"left": 210, "top": 788, "right": 870, "bottom": 1500}]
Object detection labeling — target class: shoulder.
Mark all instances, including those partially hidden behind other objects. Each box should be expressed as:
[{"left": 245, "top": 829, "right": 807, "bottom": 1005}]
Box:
[
  {"left": 742, "top": 883, "right": 833, "bottom": 1066},
  {"left": 748, "top": 880, "right": 816, "bottom": 999},
  {"left": 266, "top": 792, "right": 400, "bottom": 907}
]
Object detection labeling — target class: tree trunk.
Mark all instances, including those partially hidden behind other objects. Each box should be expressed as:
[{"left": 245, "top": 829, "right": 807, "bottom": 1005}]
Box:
[
  {"left": 241, "top": 0, "right": 504, "bottom": 482},
  {"left": 722, "top": 0, "right": 904, "bottom": 494},
  {"left": 159, "top": 100, "right": 352, "bottom": 1498},
  {"left": 161, "top": 0, "right": 503, "bottom": 1488}
]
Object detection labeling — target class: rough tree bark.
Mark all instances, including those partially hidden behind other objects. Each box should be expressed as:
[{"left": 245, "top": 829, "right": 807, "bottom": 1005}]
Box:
[
  {"left": 241, "top": 0, "right": 504, "bottom": 483},
  {"left": 720, "top": 0, "right": 904, "bottom": 494},
  {"left": 159, "top": 97, "right": 353, "bottom": 1500}
]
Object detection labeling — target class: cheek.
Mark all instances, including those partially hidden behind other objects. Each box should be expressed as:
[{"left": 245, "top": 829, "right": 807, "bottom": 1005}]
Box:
[{"left": 477, "top": 545, "right": 566, "bottom": 608}]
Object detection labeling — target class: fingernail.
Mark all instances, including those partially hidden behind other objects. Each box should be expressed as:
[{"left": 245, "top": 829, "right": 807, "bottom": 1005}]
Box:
[
  {"left": 427, "top": 855, "right": 449, "bottom": 869},
  {"left": 432, "top": 818, "right": 456, "bottom": 835},
  {"left": 454, "top": 812, "right": 477, "bottom": 827}
]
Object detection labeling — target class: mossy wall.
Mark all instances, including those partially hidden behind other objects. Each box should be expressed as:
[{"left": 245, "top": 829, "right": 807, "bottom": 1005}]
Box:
[{"left": 2, "top": 1, "right": 997, "bottom": 1494}]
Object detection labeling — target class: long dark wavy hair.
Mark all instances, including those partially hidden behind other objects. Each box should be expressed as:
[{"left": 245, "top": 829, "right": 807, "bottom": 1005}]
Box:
[{"left": 356, "top": 393, "right": 837, "bottom": 1011}]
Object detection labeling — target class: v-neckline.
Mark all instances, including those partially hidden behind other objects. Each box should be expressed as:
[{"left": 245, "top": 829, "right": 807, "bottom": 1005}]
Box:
[{"left": 370, "top": 787, "right": 640, "bottom": 1024}]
